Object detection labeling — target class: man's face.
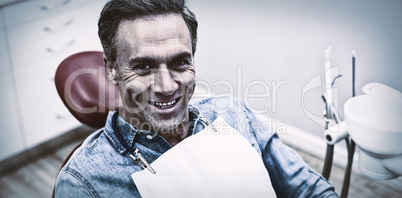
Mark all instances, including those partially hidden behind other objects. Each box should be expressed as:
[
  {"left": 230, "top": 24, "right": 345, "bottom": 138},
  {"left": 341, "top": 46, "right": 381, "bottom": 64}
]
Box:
[{"left": 112, "top": 13, "right": 195, "bottom": 132}]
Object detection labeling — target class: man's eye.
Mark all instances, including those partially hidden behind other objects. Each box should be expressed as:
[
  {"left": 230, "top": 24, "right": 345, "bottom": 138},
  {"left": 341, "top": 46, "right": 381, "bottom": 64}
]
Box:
[
  {"left": 170, "top": 60, "right": 188, "bottom": 71},
  {"left": 136, "top": 64, "right": 151, "bottom": 70},
  {"left": 133, "top": 64, "right": 153, "bottom": 74},
  {"left": 173, "top": 60, "right": 185, "bottom": 66}
]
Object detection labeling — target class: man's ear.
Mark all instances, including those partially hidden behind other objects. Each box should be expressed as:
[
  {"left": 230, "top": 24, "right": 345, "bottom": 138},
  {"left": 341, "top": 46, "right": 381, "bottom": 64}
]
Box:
[{"left": 104, "top": 54, "right": 118, "bottom": 85}]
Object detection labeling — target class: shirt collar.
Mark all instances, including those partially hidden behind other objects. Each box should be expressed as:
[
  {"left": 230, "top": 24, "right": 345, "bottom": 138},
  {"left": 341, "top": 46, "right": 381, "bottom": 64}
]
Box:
[
  {"left": 104, "top": 105, "right": 203, "bottom": 155},
  {"left": 104, "top": 111, "right": 137, "bottom": 154}
]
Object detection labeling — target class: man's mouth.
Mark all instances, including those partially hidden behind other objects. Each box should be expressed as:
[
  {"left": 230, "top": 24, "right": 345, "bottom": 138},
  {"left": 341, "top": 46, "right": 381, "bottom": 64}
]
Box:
[{"left": 152, "top": 99, "right": 178, "bottom": 109}]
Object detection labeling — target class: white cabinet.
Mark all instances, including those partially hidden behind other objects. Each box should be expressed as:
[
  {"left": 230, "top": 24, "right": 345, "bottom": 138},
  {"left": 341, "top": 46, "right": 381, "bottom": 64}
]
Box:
[
  {"left": 21, "top": 99, "right": 80, "bottom": 148},
  {"left": 0, "top": 7, "right": 25, "bottom": 161},
  {"left": 0, "top": 71, "right": 24, "bottom": 159},
  {"left": 14, "top": 57, "right": 62, "bottom": 110},
  {"left": 3, "top": 0, "right": 92, "bottom": 27},
  {"left": 0, "top": 0, "right": 108, "bottom": 160},
  {"left": 0, "top": 72, "right": 19, "bottom": 117},
  {"left": 0, "top": 8, "right": 11, "bottom": 75},
  {"left": 6, "top": 0, "right": 105, "bottom": 69},
  {"left": 0, "top": 113, "right": 25, "bottom": 160}
]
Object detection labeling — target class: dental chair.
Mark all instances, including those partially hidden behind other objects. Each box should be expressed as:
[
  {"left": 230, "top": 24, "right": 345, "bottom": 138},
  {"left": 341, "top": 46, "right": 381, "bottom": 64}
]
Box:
[
  {"left": 52, "top": 51, "right": 122, "bottom": 197},
  {"left": 55, "top": 51, "right": 122, "bottom": 128}
]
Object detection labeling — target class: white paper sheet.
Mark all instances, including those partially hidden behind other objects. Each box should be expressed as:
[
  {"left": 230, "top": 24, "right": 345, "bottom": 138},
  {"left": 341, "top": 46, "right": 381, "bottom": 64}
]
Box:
[{"left": 131, "top": 117, "right": 276, "bottom": 198}]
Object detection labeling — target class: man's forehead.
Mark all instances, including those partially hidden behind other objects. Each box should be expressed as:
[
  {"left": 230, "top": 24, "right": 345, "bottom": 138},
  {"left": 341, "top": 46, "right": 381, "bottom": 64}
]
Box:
[{"left": 116, "top": 13, "right": 190, "bottom": 45}]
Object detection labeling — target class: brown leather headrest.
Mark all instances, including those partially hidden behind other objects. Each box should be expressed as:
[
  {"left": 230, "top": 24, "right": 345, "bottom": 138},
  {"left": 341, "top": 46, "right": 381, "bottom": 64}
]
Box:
[{"left": 55, "top": 51, "right": 122, "bottom": 128}]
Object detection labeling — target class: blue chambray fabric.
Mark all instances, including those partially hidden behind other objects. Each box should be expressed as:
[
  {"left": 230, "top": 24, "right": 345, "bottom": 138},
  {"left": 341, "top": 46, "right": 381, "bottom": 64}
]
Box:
[{"left": 55, "top": 96, "right": 338, "bottom": 198}]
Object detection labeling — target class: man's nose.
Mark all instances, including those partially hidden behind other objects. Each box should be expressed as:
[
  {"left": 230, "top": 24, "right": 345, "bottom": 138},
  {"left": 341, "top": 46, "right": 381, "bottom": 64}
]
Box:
[{"left": 153, "top": 68, "right": 178, "bottom": 96}]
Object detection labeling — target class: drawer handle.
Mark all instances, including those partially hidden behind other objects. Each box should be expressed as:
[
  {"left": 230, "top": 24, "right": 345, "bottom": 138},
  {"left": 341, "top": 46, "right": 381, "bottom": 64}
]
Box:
[
  {"left": 43, "top": 19, "right": 74, "bottom": 32},
  {"left": 41, "top": 0, "right": 72, "bottom": 11},
  {"left": 46, "top": 39, "right": 76, "bottom": 53}
]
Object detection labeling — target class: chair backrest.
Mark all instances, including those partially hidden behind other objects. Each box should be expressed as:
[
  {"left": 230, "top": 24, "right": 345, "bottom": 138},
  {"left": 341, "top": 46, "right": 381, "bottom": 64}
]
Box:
[
  {"left": 55, "top": 51, "right": 122, "bottom": 128},
  {"left": 53, "top": 51, "right": 122, "bottom": 197}
]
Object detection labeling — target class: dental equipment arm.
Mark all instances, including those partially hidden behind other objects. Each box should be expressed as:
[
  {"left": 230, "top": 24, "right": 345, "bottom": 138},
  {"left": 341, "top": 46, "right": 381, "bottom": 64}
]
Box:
[
  {"left": 321, "top": 49, "right": 359, "bottom": 198},
  {"left": 321, "top": 45, "right": 344, "bottom": 180}
]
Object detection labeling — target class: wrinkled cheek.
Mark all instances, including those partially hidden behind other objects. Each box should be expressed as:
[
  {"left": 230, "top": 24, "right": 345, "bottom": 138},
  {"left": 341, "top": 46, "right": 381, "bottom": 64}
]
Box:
[
  {"left": 176, "top": 73, "right": 196, "bottom": 103},
  {"left": 120, "top": 81, "right": 150, "bottom": 114}
]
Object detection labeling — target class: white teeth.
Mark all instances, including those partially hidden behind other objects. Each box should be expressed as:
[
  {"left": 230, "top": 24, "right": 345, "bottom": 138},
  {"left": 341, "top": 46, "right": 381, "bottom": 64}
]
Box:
[{"left": 154, "top": 99, "right": 176, "bottom": 108}]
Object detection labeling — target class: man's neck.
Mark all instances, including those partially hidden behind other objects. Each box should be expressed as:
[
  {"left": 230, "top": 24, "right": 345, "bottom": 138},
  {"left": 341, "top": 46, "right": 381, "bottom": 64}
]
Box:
[
  {"left": 158, "top": 122, "right": 190, "bottom": 147},
  {"left": 121, "top": 110, "right": 190, "bottom": 147}
]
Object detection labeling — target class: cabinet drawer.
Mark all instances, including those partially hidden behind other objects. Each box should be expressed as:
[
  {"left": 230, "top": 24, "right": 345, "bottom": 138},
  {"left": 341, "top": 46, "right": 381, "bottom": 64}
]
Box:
[
  {"left": 6, "top": 1, "right": 105, "bottom": 49},
  {"left": 13, "top": 39, "right": 103, "bottom": 110},
  {"left": 14, "top": 57, "right": 59, "bottom": 110},
  {"left": 3, "top": 0, "right": 95, "bottom": 27},
  {"left": 0, "top": 71, "right": 19, "bottom": 117},
  {"left": 0, "top": 113, "right": 26, "bottom": 161},
  {"left": 9, "top": 28, "right": 102, "bottom": 69},
  {"left": 21, "top": 99, "right": 81, "bottom": 148}
]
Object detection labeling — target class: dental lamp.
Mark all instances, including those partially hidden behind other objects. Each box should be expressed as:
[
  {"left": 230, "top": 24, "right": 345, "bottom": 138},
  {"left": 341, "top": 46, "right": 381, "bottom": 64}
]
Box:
[{"left": 320, "top": 46, "right": 402, "bottom": 198}]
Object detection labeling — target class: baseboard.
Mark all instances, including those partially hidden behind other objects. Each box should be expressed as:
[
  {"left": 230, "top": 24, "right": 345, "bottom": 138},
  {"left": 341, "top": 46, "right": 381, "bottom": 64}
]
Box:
[{"left": 279, "top": 124, "right": 360, "bottom": 174}]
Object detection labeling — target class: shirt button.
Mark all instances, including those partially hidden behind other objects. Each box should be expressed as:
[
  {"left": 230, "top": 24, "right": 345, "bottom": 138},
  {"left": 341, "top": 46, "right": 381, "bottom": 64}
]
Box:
[{"left": 146, "top": 135, "right": 153, "bottom": 140}]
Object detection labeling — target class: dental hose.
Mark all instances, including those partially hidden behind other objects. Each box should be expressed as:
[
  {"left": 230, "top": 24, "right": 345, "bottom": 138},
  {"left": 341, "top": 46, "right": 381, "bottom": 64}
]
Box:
[
  {"left": 322, "top": 144, "right": 334, "bottom": 180},
  {"left": 340, "top": 51, "right": 357, "bottom": 198},
  {"left": 321, "top": 94, "right": 334, "bottom": 180},
  {"left": 340, "top": 138, "right": 355, "bottom": 198}
]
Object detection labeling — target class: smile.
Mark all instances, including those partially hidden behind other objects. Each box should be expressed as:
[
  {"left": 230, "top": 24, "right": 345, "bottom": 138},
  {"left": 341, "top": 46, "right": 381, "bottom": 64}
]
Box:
[{"left": 153, "top": 99, "right": 177, "bottom": 109}]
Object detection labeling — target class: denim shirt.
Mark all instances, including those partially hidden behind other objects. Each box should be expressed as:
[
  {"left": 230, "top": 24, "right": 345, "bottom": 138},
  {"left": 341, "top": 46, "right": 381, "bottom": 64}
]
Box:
[{"left": 55, "top": 97, "right": 338, "bottom": 197}]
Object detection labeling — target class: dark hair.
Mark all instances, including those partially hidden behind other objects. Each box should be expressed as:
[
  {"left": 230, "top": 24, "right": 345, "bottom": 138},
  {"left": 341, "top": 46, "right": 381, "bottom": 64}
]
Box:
[{"left": 98, "top": 0, "right": 198, "bottom": 64}]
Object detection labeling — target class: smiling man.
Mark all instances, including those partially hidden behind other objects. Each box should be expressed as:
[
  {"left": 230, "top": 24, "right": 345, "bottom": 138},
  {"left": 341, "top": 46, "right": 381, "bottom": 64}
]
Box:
[
  {"left": 110, "top": 13, "right": 196, "bottom": 146},
  {"left": 55, "top": 0, "right": 338, "bottom": 197}
]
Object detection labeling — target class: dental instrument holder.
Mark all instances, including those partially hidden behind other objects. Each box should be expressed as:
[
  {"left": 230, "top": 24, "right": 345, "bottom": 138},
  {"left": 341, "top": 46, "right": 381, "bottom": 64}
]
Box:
[
  {"left": 321, "top": 46, "right": 341, "bottom": 181},
  {"left": 321, "top": 46, "right": 355, "bottom": 198}
]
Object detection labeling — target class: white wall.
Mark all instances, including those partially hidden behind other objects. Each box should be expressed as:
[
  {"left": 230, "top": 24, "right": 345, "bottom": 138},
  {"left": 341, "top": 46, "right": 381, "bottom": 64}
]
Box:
[{"left": 189, "top": 0, "right": 402, "bottom": 137}]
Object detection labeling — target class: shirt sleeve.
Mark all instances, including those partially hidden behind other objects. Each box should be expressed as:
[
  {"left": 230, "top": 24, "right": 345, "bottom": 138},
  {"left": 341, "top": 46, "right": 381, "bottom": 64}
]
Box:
[
  {"left": 263, "top": 133, "right": 338, "bottom": 197},
  {"left": 55, "top": 169, "right": 100, "bottom": 198},
  {"left": 243, "top": 103, "right": 339, "bottom": 198}
]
